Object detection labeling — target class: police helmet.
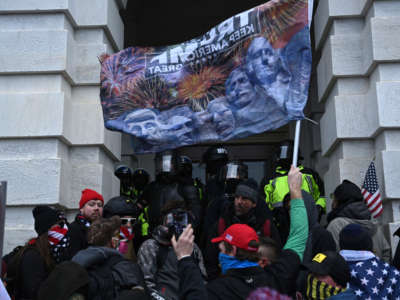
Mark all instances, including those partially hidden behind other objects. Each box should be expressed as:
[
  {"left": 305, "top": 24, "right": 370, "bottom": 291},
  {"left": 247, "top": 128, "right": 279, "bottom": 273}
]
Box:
[
  {"left": 277, "top": 140, "right": 303, "bottom": 161},
  {"left": 177, "top": 155, "right": 193, "bottom": 177},
  {"left": 155, "top": 151, "right": 177, "bottom": 175},
  {"left": 103, "top": 195, "right": 140, "bottom": 218},
  {"left": 203, "top": 146, "right": 228, "bottom": 175},
  {"left": 114, "top": 165, "right": 133, "bottom": 180},
  {"left": 218, "top": 161, "right": 248, "bottom": 182},
  {"left": 132, "top": 168, "right": 150, "bottom": 187}
]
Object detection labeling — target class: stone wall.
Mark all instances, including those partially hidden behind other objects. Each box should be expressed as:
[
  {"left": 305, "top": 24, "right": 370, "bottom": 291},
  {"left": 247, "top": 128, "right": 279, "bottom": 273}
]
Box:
[
  {"left": 0, "top": 0, "right": 127, "bottom": 253},
  {"left": 312, "top": 0, "right": 400, "bottom": 254}
]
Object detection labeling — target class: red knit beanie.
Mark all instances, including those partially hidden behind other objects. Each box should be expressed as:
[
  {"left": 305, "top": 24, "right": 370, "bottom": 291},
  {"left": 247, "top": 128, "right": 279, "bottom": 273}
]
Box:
[{"left": 79, "top": 189, "right": 104, "bottom": 209}]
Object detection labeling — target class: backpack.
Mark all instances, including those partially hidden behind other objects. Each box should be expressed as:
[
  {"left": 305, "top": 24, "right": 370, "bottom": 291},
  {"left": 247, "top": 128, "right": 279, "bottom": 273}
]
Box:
[
  {"left": 3, "top": 245, "right": 27, "bottom": 298},
  {"left": 86, "top": 254, "right": 125, "bottom": 300}
]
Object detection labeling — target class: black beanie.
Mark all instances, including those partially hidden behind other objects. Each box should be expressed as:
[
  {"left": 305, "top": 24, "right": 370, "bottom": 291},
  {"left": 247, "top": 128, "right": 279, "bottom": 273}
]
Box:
[
  {"left": 339, "top": 223, "right": 373, "bottom": 251},
  {"left": 333, "top": 180, "right": 363, "bottom": 205},
  {"left": 32, "top": 206, "right": 60, "bottom": 236},
  {"left": 235, "top": 178, "right": 258, "bottom": 203}
]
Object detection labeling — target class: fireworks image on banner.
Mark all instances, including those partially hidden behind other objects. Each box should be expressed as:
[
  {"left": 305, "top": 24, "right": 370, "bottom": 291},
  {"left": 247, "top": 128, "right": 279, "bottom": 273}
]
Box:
[{"left": 177, "top": 66, "right": 228, "bottom": 111}]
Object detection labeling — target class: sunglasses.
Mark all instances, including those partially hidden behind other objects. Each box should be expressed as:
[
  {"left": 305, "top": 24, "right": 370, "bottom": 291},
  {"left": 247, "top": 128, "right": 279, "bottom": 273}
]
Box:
[{"left": 121, "top": 217, "right": 136, "bottom": 225}]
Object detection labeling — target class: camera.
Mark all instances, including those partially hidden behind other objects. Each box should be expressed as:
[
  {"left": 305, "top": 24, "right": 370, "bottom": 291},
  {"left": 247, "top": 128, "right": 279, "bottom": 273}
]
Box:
[{"left": 165, "top": 209, "right": 188, "bottom": 237}]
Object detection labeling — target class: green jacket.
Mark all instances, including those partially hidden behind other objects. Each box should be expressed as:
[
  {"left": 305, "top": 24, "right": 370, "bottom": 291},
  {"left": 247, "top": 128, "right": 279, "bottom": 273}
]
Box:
[{"left": 264, "top": 165, "right": 326, "bottom": 211}]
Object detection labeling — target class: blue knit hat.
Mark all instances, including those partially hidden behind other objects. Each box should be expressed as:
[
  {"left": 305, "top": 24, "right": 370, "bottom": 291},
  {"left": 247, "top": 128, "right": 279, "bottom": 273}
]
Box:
[{"left": 339, "top": 223, "right": 373, "bottom": 251}]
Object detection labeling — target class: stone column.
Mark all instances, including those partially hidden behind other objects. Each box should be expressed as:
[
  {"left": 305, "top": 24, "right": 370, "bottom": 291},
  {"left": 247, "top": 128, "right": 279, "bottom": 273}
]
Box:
[
  {"left": 0, "top": 0, "right": 127, "bottom": 253},
  {"left": 314, "top": 0, "right": 400, "bottom": 253}
]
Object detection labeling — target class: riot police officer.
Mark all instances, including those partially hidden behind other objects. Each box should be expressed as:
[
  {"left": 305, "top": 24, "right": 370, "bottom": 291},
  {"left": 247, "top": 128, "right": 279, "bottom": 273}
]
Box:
[
  {"left": 145, "top": 151, "right": 202, "bottom": 232},
  {"left": 132, "top": 168, "right": 151, "bottom": 244},
  {"left": 132, "top": 168, "right": 150, "bottom": 200},
  {"left": 176, "top": 155, "right": 205, "bottom": 212},
  {"left": 264, "top": 140, "right": 326, "bottom": 217},
  {"left": 114, "top": 165, "right": 135, "bottom": 198}
]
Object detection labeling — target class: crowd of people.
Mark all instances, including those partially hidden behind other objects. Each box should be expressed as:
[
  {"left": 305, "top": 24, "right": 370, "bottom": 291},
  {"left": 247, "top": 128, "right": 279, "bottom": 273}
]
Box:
[{"left": 2, "top": 143, "right": 400, "bottom": 300}]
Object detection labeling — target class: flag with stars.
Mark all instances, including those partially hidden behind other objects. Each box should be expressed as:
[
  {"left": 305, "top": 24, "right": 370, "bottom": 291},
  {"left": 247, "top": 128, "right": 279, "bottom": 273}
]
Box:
[
  {"left": 362, "top": 161, "right": 383, "bottom": 218},
  {"left": 348, "top": 257, "right": 400, "bottom": 299}
]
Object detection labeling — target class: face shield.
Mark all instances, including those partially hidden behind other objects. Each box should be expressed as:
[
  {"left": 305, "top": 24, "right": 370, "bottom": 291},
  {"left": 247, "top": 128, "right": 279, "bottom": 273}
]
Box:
[
  {"left": 219, "top": 162, "right": 248, "bottom": 196},
  {"left": 155, "top": 153, "right": 176, "bottom": 176}
]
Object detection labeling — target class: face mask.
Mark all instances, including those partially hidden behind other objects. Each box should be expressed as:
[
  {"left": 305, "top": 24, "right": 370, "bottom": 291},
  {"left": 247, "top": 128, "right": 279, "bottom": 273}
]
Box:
[
  {"left": 119, "top": 226, "right": 134, "bottom": 241},
  {"left": 48, "top": 222, "right": 68, "bottom": 246},
  {"left": 306, "top": 274, "right": 346, "bottom": 300},
  {"left": 218, "top": 252, "right": 259, "bottom": 275},
  {"left": 48, "top": 222, "right": 70, "bottom": 263}
]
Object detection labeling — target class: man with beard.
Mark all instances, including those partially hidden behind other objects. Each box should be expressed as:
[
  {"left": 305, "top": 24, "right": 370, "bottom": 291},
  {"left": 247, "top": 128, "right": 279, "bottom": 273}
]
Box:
[
  {"left": 204, "top": 178, "right": 280, "bottom": 280},
  {"left": 68, "top": 188, "right": 104, "bottom": 258}
]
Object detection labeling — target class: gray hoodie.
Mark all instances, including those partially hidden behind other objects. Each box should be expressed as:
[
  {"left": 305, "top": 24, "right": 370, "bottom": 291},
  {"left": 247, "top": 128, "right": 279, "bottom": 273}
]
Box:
[{"left": 327, "top": 202, "right": 391, "bottom": 262}]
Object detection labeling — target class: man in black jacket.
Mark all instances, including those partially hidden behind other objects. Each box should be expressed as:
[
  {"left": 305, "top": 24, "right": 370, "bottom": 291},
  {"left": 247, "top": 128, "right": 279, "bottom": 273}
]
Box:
[
  {"left": 68, "top": 188, "right": 104, "bottom": 258},
  {"left": 204, "top": 178, "right": 281, "bottom": 280},
  {"left": 173, "top": 165, "right": 309, "bottom": 299}
]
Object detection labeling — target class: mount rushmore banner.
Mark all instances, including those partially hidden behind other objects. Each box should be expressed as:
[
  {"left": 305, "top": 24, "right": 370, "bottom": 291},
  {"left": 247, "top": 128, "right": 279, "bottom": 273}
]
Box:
[{"left": 100, "top": 0, "right": 312, "bottom": 153}]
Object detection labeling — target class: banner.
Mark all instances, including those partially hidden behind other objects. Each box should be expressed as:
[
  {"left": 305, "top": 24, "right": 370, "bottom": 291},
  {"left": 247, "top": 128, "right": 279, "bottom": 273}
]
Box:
[{"left": 100, "top": 0, "right": 311, "bottom": 153}]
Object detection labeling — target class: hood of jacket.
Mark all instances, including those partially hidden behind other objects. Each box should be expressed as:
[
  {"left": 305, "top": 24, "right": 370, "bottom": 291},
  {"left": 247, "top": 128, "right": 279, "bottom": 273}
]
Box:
[
  {"left": 327, "top": 201, "right": 371, "bottom": 223},
  {"left": 72, "top": 246, "right": 122, "bottom": 268}
]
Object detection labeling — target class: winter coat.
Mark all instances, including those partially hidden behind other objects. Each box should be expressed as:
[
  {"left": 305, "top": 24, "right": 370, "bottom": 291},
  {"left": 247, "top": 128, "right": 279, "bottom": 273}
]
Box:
[
  {"left": 177, "top": 250, "right": 300, "bottom": 300},
  {"left": 327, "top": 201, "right": 391, "bottom": 261},
  {"left": 72, "top": 246, "right": 147, "bottom": 300},
  {"left": 37, "top": 261, "right": 89, "bottom": 300},
  {"left": 68, "top": 218, "right": 89, "bottom": 259},
  {"left": 14, "top": 247, "right": 49, "bottom": 300},
  {"left": 204, "top": 201, "right": 280, "bottom": 280},
  {"left": 302, "top": 192, "right": 336, "bottom": 263},
  {"left": 137, "top": 231, "right": 206, "bottom": 300}
]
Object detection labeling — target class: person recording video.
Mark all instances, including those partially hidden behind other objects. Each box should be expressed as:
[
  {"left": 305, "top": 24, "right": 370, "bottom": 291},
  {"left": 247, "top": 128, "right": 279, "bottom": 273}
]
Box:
[{"left": 137, "top": 200, "right": 207, "bottom": 300}]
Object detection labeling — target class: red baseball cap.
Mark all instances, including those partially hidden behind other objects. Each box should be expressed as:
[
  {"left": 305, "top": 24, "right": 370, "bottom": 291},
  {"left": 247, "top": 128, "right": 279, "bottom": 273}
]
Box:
[{"left": 211, "top": 223, "right": 259, "bottom": 251}]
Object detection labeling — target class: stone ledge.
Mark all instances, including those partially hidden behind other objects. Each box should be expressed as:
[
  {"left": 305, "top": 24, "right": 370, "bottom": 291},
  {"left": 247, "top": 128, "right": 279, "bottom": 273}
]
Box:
[
  {"left": 370, "top": 17, "right": 400, "bottom": 62},
  {"left": 0, "top": 139, "right": 61, "bottom": 160},
  {"left": 381, "top": 151, "right": 400, "bottom": 199},
  {"left": 0, "top": 30, "right": 70, "bottom": 74},
  {"left": 317, "top": 35, "right": 364, "bottom": 102},
  {"left": 0, "top": 27, "right": 116, "bottom": 86},
  {"left": 0, "top": 93, "right": 65, "bottom": 137},
  {"left": 0, "top": 158, "right": 62, "bottom": 205},
  {"left": 0, "top": 0, "right": 124, "bottom": 51},
  {"left": 314, "top": 0, "right": 372, "bottom": 50},
  {"left": 376, "top": 81, "right": 400, "bottom": 128}
]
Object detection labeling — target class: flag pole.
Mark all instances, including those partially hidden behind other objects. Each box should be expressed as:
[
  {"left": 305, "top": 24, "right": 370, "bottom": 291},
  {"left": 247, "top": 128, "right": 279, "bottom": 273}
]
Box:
[{"left": 292, "top": 120, "right": 301, "bottom": 167}]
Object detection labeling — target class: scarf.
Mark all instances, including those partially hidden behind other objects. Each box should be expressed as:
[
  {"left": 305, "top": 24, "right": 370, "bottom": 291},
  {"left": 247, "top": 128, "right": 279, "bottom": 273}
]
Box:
[
  {"left": 339, "top": 250, "right": 375, "bottom": 262},
  {"left": 306, "top": 274, "right": 346, "bottom": 300},
  {"left": 218, "top": 253, "right": 259, "bottom": 275},
  {"left": 119, "top": 226, "right": 134, "bottom": 241},
  {"left": 75, "top": 213, "right": 91, "bottom": 227},
  {"left": 48, "top": 223, "right": 70, "bottom": 263}
]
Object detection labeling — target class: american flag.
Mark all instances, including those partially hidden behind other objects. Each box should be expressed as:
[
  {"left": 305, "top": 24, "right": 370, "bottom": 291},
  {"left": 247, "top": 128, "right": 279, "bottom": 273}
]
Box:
[
  {"left": 361, "top": 162, "right": 383, "bottom": 218},
  {"left": 347, "top": 257, "right": 400, "bottom": 299}
]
